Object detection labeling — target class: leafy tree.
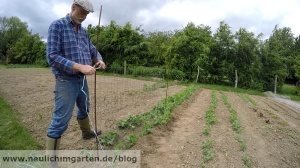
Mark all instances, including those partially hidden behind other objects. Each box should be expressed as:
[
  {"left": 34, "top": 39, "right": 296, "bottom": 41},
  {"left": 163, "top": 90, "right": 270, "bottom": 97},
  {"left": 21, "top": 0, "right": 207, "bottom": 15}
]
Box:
[
  {"left": 169, "top": 22, "right": 212, "bottom": 81},
  {"left": 232, "top": 28, "right": 263, "bottom": 90},
  {"left": 146, "top": 31, "right": 173, "bottom": 66},
  {"left": 290, "top": 35, "right": 300, "bottom": 85},
  {"left": 89, "top": 21, "right": 149, "bottom": 68},
  {"left": 295, "top": 56, "right": 300, "bottom": 79},
  {"left": 209, "top": 21, "right": 235, "bottom": 84},
  {"left": 7, "top": 32, "right": 46, "bottom": 64},
  {"left": 260, "top": 26, "right": 294, "bottom": 91},
  {"left": 0, "top": 16, "right": 28, "bottom": 63},
  {"left": 270, "top": 26, "right": 296, "bottom": 85}
]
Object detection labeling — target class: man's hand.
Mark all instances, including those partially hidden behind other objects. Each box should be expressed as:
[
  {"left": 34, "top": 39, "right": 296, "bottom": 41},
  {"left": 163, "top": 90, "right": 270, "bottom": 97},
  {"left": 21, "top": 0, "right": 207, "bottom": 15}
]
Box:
[
  {"left": 72, "top": 63, "right": 96, "bottom": 75},
  {"left": 94, "top": 60, "right": 106, "bottom": 70}
]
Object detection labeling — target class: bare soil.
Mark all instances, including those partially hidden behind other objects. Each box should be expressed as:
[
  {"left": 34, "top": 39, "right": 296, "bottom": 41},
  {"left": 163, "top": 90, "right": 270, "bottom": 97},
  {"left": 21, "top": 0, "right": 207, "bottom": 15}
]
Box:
[
  {"left": 0, "top": 68, "right": 299, "bottom": 167},
  {"left": 0, "top": 68, "right": 185, "bottom": 150}
]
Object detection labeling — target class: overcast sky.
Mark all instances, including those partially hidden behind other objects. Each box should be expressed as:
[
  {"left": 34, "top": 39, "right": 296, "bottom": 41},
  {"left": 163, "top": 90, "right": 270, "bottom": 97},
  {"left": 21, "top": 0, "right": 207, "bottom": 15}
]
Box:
[{"left": 0, "top": 0, "right": 299, "bottom": 40}]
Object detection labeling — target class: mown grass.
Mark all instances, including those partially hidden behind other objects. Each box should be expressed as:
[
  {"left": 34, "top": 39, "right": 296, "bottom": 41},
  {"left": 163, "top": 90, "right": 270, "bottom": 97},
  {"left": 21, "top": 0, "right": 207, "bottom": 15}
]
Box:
[
  {"left": 281, "top": 84, "right": 297, "bottom": 95},
  {"left": 198, "top": 84, "right": 265, "bottom": 96},
  {"left": 0, "top": 95, "right": 41, "bottom": 149},
  {"left": 280, "top": 84, "right": 300, "bottom": 101},
  {"left": 200, "top": 83, "right": 300, "bottom": 101},
  {"left": 2, "top": 64, "right": 44, "bottom": 69}
]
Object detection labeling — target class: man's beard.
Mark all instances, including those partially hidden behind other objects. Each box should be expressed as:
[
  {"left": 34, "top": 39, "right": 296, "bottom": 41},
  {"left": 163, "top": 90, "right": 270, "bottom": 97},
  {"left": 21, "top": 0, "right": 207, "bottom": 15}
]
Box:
[{"left": 72, "top": 12, "right": 84, "bottom": 24}]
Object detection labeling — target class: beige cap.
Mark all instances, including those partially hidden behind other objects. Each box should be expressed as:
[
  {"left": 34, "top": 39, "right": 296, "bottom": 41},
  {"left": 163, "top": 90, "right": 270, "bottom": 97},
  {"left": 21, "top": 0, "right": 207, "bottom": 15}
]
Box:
[{"left": 74, "top": 0, "right": 94, "bottom": 13}]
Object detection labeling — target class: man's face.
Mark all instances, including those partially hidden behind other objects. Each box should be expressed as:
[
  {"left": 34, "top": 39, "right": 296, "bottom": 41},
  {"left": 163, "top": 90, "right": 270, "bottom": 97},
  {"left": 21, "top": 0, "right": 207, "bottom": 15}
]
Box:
[{"left": 72, "top": 4, "right": 89, "bottom": 24}]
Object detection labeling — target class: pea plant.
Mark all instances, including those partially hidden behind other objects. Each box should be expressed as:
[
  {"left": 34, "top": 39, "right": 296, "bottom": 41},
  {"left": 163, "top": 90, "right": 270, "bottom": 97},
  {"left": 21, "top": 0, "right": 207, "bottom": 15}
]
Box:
[
  {"left": 204, "top": 90, "right": 217, "bottom": 135},
  {"left": 220, "top": 91, "right": 252, "bottom": 167},
  {"left": 107, "top": 85, "right": 199, "bottom": 150}
]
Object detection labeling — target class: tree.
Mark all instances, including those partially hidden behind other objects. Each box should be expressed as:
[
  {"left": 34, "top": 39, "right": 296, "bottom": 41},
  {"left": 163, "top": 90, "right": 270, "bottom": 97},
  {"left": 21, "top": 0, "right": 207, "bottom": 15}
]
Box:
[
  {"left": 232, "top": 28, "right": 263, "bottom": 89},
  {"left": 260, "top": 26, "right": 294, "bottom": 91},
  {"left": 146, "top": 31, "right": 173, "bottom": 66},
  {"left": 0, "top": 16, "right": 28, "bottom": 63},
  {"left": 209, "top": 21, "right": 235, "bottom": 84},
  {"left": 271, "top": 26, "right": 295, "bottom": 84},
  {"left": 169, "top": 22, "right": 213, "bottom": 81},
  {"left": 7, "top": 32, "right": 45, "bottom": 64}
]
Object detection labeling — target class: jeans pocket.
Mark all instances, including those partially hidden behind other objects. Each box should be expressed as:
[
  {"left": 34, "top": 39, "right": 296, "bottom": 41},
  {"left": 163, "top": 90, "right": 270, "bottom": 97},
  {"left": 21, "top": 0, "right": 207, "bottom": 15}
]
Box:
[{"left": 56, "top": 76, "right": 68, "bottom": 82}]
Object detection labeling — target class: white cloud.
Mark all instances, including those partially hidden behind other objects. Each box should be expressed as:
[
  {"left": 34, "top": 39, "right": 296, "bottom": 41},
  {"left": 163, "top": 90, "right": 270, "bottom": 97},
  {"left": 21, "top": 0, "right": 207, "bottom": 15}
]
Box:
[
  {"left": 154, "top": 0, "right": 300, "bottom": 36},
  {"left": 52, "top": 3, "right": 70, "bottom": 18},
  {"left": 0, "top": 0, "right": 299, "bottom": 38}
]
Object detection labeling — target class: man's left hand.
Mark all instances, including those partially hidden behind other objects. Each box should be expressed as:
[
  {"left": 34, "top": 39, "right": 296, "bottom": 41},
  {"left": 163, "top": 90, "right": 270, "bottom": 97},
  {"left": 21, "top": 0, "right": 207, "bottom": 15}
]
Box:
[{"left": 94, "top": 60, "right": 106, "bottom": 70}]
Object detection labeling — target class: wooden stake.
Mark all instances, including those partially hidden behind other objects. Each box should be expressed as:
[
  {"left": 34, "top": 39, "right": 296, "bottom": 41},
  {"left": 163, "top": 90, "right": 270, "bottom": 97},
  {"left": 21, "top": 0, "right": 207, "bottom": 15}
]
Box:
[{"left": 94, "top": 4, "right": 103, "bottom": 150}]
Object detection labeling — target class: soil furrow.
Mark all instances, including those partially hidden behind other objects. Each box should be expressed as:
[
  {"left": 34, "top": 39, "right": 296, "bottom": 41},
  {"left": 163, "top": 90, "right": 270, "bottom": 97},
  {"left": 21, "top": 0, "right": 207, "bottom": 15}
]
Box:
[
  {"left": 227, "top": 92, "right": 300, "bottom": 168},
  {"left": 254, "top": 96, "right": 300, "bottom": 132},
  {"left": 206, "top": 92, "right": 246, "bottom": 167},
  {"left": 132, "top": 89, "right": 211, "bottom": 168}
]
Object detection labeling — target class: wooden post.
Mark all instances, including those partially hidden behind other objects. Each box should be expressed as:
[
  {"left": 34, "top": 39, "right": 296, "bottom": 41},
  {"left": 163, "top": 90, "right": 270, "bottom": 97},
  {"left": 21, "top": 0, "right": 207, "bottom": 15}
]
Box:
[
  {"left": 124, "top": 60, "right": 127, "bottom": 75},
  {"left": 196, "top": 66, "right": 200, "bottom": 83},
  {"left": 235, "top": 69, "right": 238, "bottom": 88},
  {"left": 274, "top": 75, "right": 278, "bottom": 95}
]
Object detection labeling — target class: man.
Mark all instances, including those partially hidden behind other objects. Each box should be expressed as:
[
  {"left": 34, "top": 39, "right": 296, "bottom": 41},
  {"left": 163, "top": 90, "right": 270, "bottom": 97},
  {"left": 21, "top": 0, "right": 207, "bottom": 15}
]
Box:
[{"left": 46, "top": 0, "right": 106, "bottom": 150}]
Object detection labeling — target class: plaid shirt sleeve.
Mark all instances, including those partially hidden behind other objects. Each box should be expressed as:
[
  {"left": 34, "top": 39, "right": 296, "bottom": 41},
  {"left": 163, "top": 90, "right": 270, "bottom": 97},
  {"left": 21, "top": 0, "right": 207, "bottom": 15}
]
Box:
[{"left": 46, "top": 19, "right": 75, "bottom": 74}]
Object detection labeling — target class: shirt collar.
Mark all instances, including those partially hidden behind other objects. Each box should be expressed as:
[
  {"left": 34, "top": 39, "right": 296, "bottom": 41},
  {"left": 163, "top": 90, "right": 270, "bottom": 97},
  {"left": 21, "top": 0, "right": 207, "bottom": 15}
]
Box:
[{"left": 66, "top": 14, "right": 81, "bottom": 28}]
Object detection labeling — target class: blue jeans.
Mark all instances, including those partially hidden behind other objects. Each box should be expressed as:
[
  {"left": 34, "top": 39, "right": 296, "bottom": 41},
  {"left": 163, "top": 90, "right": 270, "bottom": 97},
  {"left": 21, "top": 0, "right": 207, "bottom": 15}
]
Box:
[{"left": 47, "top": 75, "right": 90, "bottom": 138}]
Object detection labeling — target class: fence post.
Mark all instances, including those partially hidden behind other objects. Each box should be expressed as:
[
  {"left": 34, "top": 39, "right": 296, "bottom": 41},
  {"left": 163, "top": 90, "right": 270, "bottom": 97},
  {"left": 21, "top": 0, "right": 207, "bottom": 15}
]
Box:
[
  {"left": 235, "top": 69, "right": 238, "bottom": 88},
  {"left": 274, "top": 75, "right": 278, "bottom": 95},
  {"left": 196, "top": 66, "right": 200, "bottom": 83},
  {"left": 124, "top": 60, "right": 127, "bottom": 75}
]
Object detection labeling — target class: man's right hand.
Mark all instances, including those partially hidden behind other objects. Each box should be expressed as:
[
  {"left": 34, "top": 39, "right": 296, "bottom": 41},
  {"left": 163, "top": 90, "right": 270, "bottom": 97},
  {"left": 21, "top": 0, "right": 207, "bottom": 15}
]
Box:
[{"left": 72, "top": 63, "right": 96, "bottom": 75}]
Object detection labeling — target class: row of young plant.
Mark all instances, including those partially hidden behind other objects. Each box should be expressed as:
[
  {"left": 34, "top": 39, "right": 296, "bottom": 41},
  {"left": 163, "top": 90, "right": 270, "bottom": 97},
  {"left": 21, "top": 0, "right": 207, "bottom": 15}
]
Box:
[
  {"left": 200, "top": 90, "right": 218, "bottom": 167},
  {"left": 237, "top": 93, "right": 257, "bottom": 106},
  {"left": 220, "top": 91, "right": 252, "bottom": 168},
  {"left": 99, "top": 84, "right": 199, "bottom": 150}
]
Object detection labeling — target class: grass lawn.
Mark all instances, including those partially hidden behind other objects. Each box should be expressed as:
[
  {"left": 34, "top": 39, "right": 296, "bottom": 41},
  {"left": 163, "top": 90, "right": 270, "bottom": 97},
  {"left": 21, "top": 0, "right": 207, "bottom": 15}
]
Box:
[
  {"left": 0, "top": 95, "right": 41, "bottom": 150},
  {"left": 280, "top": 84, "right": 300, "bottom": 101},
  {"left": 198, "top": 83, "right": 265, "bottom": 96}
]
